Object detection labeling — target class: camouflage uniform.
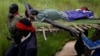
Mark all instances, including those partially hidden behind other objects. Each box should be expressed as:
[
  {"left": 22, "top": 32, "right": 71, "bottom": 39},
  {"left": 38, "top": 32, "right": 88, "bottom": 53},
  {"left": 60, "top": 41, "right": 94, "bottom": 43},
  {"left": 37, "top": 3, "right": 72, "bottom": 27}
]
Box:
[{"left": 8, "top": 14, "right": 21, "bottom": 39}]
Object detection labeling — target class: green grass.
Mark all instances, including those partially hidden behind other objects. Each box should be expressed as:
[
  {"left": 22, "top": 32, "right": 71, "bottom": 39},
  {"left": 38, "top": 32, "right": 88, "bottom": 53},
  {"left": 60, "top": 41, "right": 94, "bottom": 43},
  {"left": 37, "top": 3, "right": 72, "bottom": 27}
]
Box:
[
  {"left": 0, "top": 0, "right": 100, "bottom": 56},
  {"left": 37, "top": 31, "right": 74, "bottom": 56}
]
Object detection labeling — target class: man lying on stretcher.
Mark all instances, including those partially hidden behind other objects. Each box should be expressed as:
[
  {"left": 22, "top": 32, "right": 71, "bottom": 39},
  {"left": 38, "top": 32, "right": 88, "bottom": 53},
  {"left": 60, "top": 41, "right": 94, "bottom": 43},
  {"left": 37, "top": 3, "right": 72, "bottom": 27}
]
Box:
[
  {"left": 27, "top": 6, "right": 99, "bottom": 22},
  {"left": 25, "top": 4, "right": 99, "bottom": 37}
]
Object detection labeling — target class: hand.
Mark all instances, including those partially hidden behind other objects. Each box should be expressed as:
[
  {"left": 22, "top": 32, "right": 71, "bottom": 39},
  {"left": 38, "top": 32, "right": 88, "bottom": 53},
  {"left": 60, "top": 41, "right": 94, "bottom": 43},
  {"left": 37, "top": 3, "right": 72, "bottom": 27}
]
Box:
[
  {"left": 29, "top": 15, "right": 35, "bottom": 21},
  {"left": 6, "top": 37, "right": 12, "bottom": 40},
  {"left": 69, "top": 27, "right": 80, "bottom": 37}
]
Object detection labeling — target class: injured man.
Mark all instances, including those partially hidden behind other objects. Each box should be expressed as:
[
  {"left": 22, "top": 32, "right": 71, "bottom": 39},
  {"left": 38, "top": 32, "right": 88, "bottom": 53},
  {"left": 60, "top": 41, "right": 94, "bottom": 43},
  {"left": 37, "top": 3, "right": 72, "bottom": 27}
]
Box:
[{"left": 27, "top": 7, "right": 98, "bottom": 22}]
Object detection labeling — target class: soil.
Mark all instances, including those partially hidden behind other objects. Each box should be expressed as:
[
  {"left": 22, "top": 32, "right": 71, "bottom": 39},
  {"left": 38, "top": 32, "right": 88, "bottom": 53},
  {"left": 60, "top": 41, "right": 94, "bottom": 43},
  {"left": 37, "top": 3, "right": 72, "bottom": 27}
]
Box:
[{"left": 55, "top": 40, "right": 77, "bottom": 56}]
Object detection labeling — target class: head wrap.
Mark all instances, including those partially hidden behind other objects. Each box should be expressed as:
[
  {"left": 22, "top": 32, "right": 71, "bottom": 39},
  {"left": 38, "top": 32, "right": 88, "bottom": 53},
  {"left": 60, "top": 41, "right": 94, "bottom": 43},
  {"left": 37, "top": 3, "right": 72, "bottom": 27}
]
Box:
[{"left": 16, "top": 19, "right": 35, "bottom": 32}]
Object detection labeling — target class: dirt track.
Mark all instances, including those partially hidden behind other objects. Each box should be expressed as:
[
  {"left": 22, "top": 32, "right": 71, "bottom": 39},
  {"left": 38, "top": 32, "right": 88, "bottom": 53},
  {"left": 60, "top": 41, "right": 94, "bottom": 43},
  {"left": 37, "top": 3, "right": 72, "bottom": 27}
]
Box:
[{"left": 55, "top": 40, "right": 77, "bottom": 56}]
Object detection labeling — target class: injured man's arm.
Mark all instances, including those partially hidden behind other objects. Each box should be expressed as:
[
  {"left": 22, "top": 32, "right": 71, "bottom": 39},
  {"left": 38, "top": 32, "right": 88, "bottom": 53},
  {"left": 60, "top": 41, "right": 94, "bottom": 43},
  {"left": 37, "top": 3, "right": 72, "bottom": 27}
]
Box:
[{"left": 42, "top": 18, "right": 79, "bottom": 37}]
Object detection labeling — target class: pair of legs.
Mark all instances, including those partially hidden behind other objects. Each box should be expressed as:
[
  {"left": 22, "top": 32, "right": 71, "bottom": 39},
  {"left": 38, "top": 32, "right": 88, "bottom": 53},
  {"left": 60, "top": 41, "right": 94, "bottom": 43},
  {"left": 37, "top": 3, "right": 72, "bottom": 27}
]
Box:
[{"left": 5, "top": 43, "right": 18, "bottom": 56}]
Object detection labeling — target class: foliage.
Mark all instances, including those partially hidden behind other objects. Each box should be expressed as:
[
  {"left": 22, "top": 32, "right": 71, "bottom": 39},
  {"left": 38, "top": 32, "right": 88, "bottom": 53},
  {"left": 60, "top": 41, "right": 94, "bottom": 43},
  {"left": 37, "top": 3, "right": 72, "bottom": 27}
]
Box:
[{"left": 37, "top": 31, "right": 74, "bottom": 56}]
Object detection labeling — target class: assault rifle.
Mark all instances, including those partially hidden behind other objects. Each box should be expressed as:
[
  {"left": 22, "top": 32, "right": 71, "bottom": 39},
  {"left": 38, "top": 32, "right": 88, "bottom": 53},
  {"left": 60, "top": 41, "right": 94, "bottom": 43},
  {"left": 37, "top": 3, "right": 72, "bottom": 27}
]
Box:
[{"left": 25, "top": 2, "right": 36, "bottom": 21}]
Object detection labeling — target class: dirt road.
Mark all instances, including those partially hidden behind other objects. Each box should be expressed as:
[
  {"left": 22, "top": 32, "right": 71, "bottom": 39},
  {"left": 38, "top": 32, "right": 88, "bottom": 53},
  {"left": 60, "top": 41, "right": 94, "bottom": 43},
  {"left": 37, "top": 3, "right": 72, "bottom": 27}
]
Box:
[{"left": 55, "top": 40, "right": 77, "bottom": 56}]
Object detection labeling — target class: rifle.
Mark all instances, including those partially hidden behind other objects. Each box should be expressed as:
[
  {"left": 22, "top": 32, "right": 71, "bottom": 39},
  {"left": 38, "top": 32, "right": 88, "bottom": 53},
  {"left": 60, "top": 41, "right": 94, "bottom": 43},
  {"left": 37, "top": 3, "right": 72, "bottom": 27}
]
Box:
[
  {"left": 25, "top": 2, "right": 37, "bottom": 21},
  {"left": 25, "top": 2, "right": 32, "bottom": 17}
]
